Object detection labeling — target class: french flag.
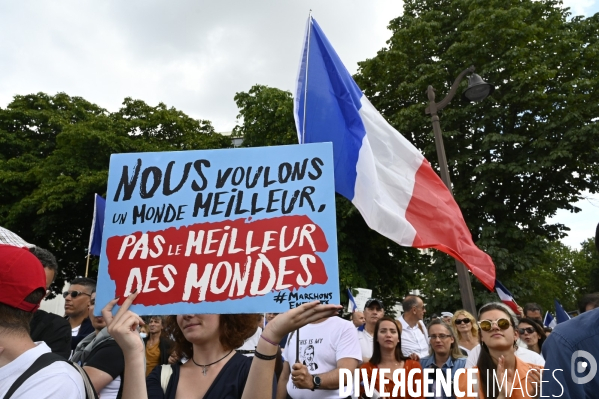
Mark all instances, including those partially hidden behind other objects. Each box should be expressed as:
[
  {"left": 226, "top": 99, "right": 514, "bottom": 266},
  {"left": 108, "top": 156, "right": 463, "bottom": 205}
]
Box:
[
  {"left": 543, "top": 311, "right": 556, "bottom": 328},
  {"left": 494, "top": 280, "right": 519, "bottom": 314},
  {"left": 294, "top": 16, "right": 495, "bottom": 290}
]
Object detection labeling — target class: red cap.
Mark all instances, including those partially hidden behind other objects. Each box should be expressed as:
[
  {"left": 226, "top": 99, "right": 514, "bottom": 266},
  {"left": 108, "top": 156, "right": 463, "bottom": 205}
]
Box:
[{"left": 0, "top": 244, "right": 46, "bottom": 312}]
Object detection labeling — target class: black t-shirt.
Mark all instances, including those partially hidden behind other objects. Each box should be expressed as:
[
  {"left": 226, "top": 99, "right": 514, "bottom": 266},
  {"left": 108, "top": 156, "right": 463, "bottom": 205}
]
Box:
[
  {"left": 84, "top": 339, "right": 125, "bottom": 398},
  {"left": 29, "top": 309, "right": 72, "bottom": 359},
  {"left": 147, "top": 352, "right": 276, "bottom": 399}
]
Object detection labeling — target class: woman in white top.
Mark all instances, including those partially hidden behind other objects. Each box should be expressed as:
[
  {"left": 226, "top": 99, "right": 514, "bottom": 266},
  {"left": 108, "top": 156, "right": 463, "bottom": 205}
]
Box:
[{"left": 451, "top": 309, "right": 478, "bottom": 354}]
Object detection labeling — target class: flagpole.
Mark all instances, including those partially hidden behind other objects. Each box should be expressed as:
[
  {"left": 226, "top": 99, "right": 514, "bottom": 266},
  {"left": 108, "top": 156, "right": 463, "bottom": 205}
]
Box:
[
  {"left": 85, "top": 253, "right": 90, "bottom": 278},
  {"left": 301, "top": 10, "right": 312, "bottom": 144}
]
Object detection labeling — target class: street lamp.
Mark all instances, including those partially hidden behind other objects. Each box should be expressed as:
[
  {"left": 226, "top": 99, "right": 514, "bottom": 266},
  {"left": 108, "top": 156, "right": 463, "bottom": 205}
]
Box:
[{"left": 424, "top": 65, "right": 494, "bottom": 317}]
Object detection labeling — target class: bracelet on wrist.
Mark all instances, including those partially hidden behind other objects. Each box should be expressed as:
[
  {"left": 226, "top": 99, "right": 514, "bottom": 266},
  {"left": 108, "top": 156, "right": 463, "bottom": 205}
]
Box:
[
  {"left": 254, "top": 350, "right": 277, "bottom": 360},
  {"left": 260, "top": 334, "right": 279, "bottom": 346}
]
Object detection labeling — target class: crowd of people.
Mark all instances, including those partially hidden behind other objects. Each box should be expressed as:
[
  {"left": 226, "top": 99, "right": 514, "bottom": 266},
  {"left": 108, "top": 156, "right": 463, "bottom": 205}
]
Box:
[{"left": 1, "top": 226, "right": 599, "bottom": 399}]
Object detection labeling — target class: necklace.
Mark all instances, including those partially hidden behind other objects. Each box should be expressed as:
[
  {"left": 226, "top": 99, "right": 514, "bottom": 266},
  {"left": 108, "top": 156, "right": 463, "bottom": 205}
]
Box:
[{"left": 192, "top": 350, "right": 234, "bottom": 376}]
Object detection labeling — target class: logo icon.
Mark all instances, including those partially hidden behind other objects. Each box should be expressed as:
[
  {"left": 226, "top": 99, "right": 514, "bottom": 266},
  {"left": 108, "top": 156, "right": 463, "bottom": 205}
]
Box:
[{"left": 571, "top": 350, "right": 597, "bottom": 384}]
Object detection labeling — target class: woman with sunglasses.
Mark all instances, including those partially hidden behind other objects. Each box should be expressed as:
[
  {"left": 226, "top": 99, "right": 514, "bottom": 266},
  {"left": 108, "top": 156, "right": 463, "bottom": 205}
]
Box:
[
  {"left": 458, "top": 303, "right": 542, "bottom": 399},
  {"left": 359, "top": 316, "right": 423, "bottom": 398},
  {"left": 419, "top": 319, "right": 466, "bottom": 399},
  {"left": 102, "top": 292, "right": 342, "bottom": 399},
  {"left": 450, "top": 310, "right": 478, "bottom": 355},
  {"left": 517, "top": 318, "right": 546, "bottom": 357}
]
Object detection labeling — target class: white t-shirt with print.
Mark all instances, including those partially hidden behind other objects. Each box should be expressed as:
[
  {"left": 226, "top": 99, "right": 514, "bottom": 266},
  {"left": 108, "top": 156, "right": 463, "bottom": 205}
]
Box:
[
  {"left": 0, "top": 342, "right": 85, "bottom": 399},
  {"left": 283, "top": 316, "right": 361, "bottom": 399}
]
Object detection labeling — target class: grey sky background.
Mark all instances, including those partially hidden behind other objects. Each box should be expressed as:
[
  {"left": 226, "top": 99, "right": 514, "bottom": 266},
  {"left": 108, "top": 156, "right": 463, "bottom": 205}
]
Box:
[{"left": 1, "top": 0, "right": 597, "bottom": 248}]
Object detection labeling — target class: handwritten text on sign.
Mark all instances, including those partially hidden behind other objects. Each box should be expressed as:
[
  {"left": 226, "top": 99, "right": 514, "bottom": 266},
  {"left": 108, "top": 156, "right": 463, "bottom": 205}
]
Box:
[{"left": 95, "top": 143, "right": 339, "bottom": 315}]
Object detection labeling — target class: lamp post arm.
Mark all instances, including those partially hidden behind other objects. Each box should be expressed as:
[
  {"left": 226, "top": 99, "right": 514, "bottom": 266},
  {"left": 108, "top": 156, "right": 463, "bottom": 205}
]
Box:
[{"left": 425, "top": 65, "right": 475, "bottom": 115}]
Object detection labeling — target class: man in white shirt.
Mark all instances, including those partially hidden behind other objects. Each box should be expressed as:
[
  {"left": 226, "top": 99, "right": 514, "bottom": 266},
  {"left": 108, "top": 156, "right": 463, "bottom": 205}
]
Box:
[
  {"left": 0, "top": 245, "right": 85, "bottom": 398},
  {"left": 276, "top": 315, "right": 361, "bottom": 399},
  {"left": 398, "top": 295, "right": 429, "bottom": 358},
  {"left": 357, "top": 299, "right": 384, "bottom": 362}
]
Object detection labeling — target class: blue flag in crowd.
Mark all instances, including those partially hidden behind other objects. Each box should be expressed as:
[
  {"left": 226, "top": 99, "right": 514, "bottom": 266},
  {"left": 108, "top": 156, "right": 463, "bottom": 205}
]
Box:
[
  {"left": 554, "top": 299, "right": 571, "bottom": 324},
  {"left": 294, "top": 16, "right": 496, "bottom": 290},
  {"left": 88, "top": 194, "right": 106, "bottom": 256},
  {"left": 347, "top": 288, "right": 358, "bottom": 312}
]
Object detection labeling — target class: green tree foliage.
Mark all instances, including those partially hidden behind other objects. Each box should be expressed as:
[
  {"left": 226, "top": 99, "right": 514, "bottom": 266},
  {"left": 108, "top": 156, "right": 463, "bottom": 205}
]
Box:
[
  {"left": 579, "top": 238, "right": 599, "bottom": 294},
  {"left": 514, "top": 240, "right": 593, "bottom": 312},
  {"left": 232, "top": 85, "right": 298, "bottom": 147},
  {"left": 233, "top": 85, "right": 427, "bottom": 309},
  {"left": 0, "top": 93, "right": 231, "bottom": 292},
  {"left": 354, "top": 0, "right": 599, "bottom": 310}
]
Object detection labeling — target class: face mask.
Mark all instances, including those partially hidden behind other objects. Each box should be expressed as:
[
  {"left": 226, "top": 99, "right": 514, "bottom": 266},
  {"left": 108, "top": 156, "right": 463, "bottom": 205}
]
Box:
[{"left": 140, "top": 333, "right": 147, "bottom": 339}]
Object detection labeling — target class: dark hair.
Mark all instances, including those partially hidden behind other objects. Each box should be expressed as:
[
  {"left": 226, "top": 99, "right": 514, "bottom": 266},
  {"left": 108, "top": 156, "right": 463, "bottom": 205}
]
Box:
[
  {"left": 402, "top": 295, "right": 420, "bottom": 312},
  {"left": 29, "top": 247, "right": 58, "bottom": 273},
  {"left": 0, "top": 289, "right": 46, "bottom": 334},
  {"left": 579, "top": 293, "right": 599, "bottom": 314},
  {"left": 166, "top": 314, "right": 260, "bottom": 359},
  {"left": 518, "top": 318, "right": 546, "bottom": 352},
  {"left": 523, "top": 303, "right": 542, "bottom": 316},
  {"left": 70, "top": 277, "right": 97, "bottom": 294},
  {"left": 476, "top": 303, "right": 518, "bottom": 399},
  {"left": 369, "top": 316, "right": 407, "bottom": 365},
  {"left": 149, "top": 315, "right": 166, "bottom": 324}
]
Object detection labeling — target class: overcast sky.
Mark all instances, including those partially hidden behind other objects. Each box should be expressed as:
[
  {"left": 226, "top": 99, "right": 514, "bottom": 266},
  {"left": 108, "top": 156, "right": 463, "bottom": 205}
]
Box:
[{"left": 1, "top": 0, "right": 597, "bottom": 248}]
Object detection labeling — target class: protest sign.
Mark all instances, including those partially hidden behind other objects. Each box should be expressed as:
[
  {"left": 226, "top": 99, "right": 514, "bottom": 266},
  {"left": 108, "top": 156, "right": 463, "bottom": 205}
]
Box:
[{"left": 95, "top": 143, "right": 339, "bottom": 315}]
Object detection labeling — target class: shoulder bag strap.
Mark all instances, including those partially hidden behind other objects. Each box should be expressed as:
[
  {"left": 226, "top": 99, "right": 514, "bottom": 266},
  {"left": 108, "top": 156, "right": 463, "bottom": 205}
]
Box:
[
  {"left": 3, "top": 353, "right": 61, "bottom": 399},
  {"left": 69, "top": 361, "right": 100, "bottom": 399}
]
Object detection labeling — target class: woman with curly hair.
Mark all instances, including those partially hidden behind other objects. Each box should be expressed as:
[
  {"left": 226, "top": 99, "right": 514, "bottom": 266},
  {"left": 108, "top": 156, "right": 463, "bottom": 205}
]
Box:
[
  {"left": 102, "top": 292, "right": 341, "bottom": 399},
  {"left": 451, "top": 310, "right": 478, "bottom": 355},
  {"left": 458, "top": 303, "right": 542, "bottom": 399},
  {"left": 359, "top": 316, "right": 423, "bottom": 398}
]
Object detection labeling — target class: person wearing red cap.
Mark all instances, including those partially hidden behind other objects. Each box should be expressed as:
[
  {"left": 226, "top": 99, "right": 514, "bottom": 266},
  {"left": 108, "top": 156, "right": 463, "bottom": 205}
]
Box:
[{"left": 0, "top": 245, "right": 85, "bottom": 398}]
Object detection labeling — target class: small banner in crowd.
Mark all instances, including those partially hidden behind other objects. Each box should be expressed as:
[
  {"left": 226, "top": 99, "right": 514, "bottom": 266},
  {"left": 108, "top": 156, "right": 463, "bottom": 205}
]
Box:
[{"left": 95, "top": 143, "right": 339, "bottom": 315}]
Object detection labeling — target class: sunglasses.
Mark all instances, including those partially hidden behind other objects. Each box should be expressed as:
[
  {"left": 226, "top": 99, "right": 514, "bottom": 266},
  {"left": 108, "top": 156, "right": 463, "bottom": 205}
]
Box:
[
  {"left": 430, "top": 334, "right": 452, "bottom": 340},
  {"left": 518, "top": 327, "right": 535, "bottom": 335},
  {"left": 63, "top": 290, "right": 91, "bottom": 299},
  {"left": 454, "top": 318, "right": 471, "bottom": 325},
  {"left": 478, "top": 318, "right": 511, "bottom": 331}
]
